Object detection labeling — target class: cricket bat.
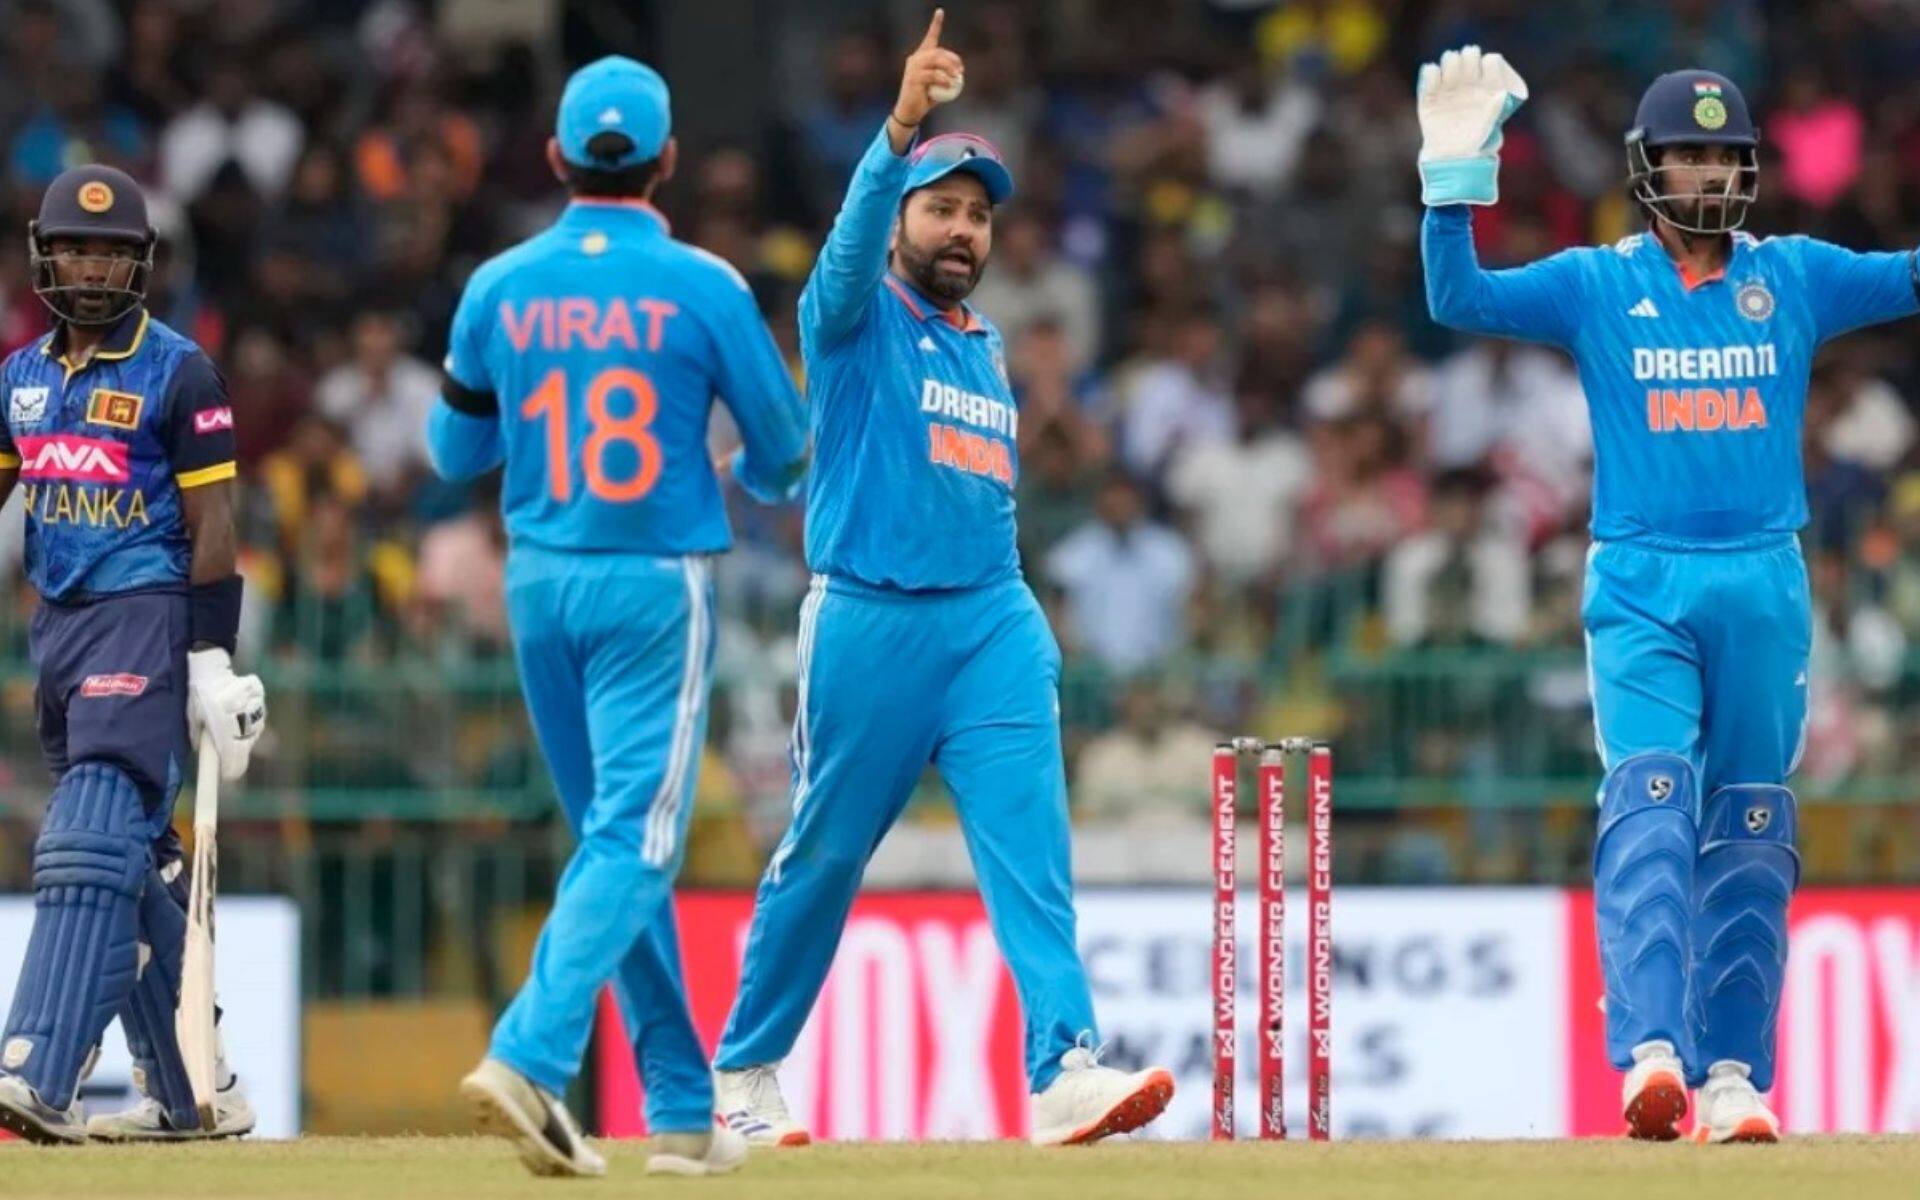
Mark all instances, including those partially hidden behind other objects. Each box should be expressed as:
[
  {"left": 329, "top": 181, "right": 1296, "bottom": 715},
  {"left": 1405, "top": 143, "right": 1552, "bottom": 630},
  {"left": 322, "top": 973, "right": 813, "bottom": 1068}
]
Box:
[{"left": 176, "top": 730, "right": 221, "bottom": 1131}]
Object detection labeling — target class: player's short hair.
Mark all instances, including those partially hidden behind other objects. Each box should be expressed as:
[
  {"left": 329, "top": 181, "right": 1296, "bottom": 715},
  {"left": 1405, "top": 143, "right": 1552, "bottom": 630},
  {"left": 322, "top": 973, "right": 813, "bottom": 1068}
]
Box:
[{"left": 564, "top": 130, "right": 663, "bottom": 198}]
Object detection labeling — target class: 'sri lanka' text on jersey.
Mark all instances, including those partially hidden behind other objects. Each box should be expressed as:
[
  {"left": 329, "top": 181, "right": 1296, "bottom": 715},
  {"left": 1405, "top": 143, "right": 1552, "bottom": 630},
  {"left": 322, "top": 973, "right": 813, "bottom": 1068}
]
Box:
[
  {"left": 0, "top": 308, "right": 237, "bottom": 601},
  {"left": 1423, "top": 205, "right": 1920, "bottom": 547}
]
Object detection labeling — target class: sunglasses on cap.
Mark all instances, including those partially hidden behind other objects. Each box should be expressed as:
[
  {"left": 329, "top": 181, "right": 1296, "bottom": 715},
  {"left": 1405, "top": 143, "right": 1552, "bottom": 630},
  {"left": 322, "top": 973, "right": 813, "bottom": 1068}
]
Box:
[{"left": 906, "top": 133, "right": 1015, "bottom": 203}]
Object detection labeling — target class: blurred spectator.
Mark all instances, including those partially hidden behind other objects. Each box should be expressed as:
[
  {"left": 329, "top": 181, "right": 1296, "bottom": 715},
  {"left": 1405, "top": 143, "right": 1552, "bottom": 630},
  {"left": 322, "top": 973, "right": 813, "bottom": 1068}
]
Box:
[
  {"left": 1166, "top": 390, "right": 1312, "bottom": 586},
  {"left": 1074, "top": 678, "right": 1217, "bottom": 819},
  {"left": 1046, "top": 473, "right": 1196, "bottom": 675},
  {"left": 1383, "top": 468, "right": 1531, "bottom": 647},
  {"left": 8, "top": 69, "right": 147, "bottom": 188},
  {"left": 940, "top": 3, "right": 1040, "bottom": 173},
  {"left": 1199, "top": 50, "right": 1319, "bottom": 200},
  {"left": 260, "top": 415, "right": 368, "bottom": 562},
  {"left": 1107, "top": 308, "right": 1234, "bottom": 481},
  {"left": 1298, "top": 413, "right": 1427, "bottom": 572},
  {"left": 315, "top": 310, "right": 439, "bottom": 505},
  {"left": 1256, "top": 0, "right": 1387, "bottom": 81},
  {"left": 969, "top": 208, "right": 1102, "bottom": 374},
  {"left": 354, "top": 80, "right": 484, "bottom": 206},
  {"left": 1772, "top": 65, "right": 1863, "bottom": 212},
  {"left": 800, "top": 29, "right": 891, "bottom": 211},
  {"left": 112, "top": 0, "right": 192, "bottom": 125},
  {"left": 410, "top": 488, "right": 509, "bottom": 653},
  {"left": 159, "top": 57, "right": 303, "bottom": 205},
  {"left": 1428, "top": 338, "right": 1589, "bottom": 548},
  {"left": 1820, "top": 352, "right": 1914, "bottom": 473},
  {"left": 1303, "top": 319, "right": 1433, "bottom": 439},
  {"left": 226, "top": 327, "right": 312, "bottom": 469}
]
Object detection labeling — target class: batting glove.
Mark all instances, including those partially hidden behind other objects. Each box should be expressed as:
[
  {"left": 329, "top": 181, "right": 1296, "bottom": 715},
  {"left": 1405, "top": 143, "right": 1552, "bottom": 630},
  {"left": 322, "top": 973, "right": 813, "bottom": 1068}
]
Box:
[
  {"left": 1417, "top": 44, "right": 1529, "bottom": 206},
  {"left": 187, "top": 647, "right": 267, "bottom": 782}
]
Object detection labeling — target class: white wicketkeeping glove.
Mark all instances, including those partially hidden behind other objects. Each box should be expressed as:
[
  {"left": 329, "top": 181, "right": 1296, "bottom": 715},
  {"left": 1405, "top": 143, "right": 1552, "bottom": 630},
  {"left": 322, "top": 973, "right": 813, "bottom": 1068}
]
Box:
[
  {"left": 1416, "top": 44, "right": 1529, "bottom": 206},
  {"left": 188, "top": 648, "right": 267, "bottom": 782}
]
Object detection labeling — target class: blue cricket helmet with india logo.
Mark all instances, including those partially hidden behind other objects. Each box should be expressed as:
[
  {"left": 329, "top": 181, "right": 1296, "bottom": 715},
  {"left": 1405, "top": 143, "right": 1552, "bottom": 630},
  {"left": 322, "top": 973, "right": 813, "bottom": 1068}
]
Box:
[{"left": 1626, "top": 69, "right": 1759, "bottom": 235}]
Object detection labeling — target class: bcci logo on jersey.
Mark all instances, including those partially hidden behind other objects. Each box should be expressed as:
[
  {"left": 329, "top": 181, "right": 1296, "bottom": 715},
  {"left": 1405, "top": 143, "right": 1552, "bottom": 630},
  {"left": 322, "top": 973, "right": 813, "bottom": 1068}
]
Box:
[{"left": 9, "top": 386, "right": 49, "bottom": 427}]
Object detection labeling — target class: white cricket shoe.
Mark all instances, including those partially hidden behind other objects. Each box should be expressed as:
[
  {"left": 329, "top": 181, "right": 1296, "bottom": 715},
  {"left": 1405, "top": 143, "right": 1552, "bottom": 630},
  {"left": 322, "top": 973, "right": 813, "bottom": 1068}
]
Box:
[
  {"left": 0, "top": 1072, "right": 86, "bottom": 1145},
  {"left": 646, "top": 1124, "right": 750, "bottom": 1176},
  {"left": 1691, "top": 1061, "right": 1780, "bottom": 1144},
  {"left": 1028, "top": 1041, "right": 1175, "bottom": 1146},
  {"left": 1621, "top": 1039, "right": 1688, "bottom": 1141},
  {"left": 459, "top": 1057, "right": 606, "bottom": 1177},
  {"left": 714, "top": 1065, "right": 811, "bottom": 1147},
  {"left": 88, "top": 1069, "right": 255, "bottom": 1141}
]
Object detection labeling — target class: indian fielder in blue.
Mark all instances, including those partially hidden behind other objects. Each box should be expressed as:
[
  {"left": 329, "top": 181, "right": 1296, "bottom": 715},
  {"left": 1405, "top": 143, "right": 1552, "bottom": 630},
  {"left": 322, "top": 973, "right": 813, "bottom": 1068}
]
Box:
[
  {"left": 0, "top": 165, "right": 266, "bottom": 1143},
  {"left": 1419, "top": 52, "right": 1919, "bottom": 1141},
  {"left": 432, "top": 57, "right": 808, "bottom": 1179},
  {"left": 710, "top": 11, "right": 1173, "bottom": 1148}
]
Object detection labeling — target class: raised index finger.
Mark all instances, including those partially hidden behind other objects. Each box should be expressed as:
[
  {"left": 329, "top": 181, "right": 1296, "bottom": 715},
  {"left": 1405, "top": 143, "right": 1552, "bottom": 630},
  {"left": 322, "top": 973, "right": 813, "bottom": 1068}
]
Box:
[{"left": 921, "top": 8, "right": 944, "bottom": 50}]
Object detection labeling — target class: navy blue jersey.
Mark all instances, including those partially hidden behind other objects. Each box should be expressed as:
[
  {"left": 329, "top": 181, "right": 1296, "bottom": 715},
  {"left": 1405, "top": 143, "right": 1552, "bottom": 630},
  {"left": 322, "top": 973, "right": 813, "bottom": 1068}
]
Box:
[
  {"left": 0, "top": 309, "right": 235, "bottom": 600},
  {"left": 1424, "top": 206, "right": 1920, "bottom": 546}
]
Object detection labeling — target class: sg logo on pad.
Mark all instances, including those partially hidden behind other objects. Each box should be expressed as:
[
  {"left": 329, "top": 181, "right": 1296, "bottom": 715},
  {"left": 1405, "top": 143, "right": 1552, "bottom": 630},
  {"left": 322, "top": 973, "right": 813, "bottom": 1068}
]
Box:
[
  {"left": 1648, "top": 775, "right": 1673, "bottom": 802},
  {"left": 1745, "top": 806, "right": 1772, "bottom": 835}
]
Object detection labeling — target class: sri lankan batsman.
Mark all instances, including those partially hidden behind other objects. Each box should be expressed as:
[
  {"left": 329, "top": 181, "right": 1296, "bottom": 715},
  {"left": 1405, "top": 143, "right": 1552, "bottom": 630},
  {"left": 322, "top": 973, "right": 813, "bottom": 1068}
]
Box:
[
  {"left": 1420, "top": 49, "right": 1920, "bottom": 1141},
  {"left": 0, "top": 165, "right": 266, "bottom": 1143}
]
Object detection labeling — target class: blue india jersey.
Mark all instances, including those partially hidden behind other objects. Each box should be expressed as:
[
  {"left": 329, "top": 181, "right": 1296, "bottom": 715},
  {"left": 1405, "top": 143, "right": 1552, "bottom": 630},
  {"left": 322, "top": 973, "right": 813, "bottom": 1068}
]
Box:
[
  {"left": 1423, "top": 205, "right": 1920, "bottom": 547},
  {"left": 0, "top": 308, "right": 237, "bottom": 601},
  {"left": 429, "top": 199, "right": 808, "bottom": 555},
  {"left": 799, "top": 126, "right": 1020, "bottom": 591}
]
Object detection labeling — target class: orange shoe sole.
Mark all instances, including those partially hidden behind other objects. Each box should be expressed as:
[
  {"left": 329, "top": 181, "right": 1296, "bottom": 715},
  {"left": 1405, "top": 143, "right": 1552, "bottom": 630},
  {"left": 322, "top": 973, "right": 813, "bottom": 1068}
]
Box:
[
  {"left": 1061, "top": 1070, "right": 1176, "bottom": 1146},
  {"left": 776, "top": 1130, "right": 812, "bottom": 1148},
  {"left": 1624, "top": 1071, "right": 1688, "bottom": 1141},
  {"left": 1692, "top": 1116, "right": 1779, "bottom": 1144}
]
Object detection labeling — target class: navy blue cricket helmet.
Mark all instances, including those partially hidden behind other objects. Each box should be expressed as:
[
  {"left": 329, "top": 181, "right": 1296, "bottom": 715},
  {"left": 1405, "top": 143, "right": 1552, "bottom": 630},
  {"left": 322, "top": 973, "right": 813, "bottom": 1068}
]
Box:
[
  {"left": 1625, "top": 69, "right": 1759, "bottom": 235},
  {"left": 29, "top": 164, "right": 156, "bottom": 326}
]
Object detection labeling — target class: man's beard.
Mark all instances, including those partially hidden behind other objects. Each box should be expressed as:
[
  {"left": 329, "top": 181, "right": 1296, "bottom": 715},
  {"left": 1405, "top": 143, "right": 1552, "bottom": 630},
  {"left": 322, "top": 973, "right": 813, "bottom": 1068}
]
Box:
[{"left": 898, "top": 237, "right": 984, "bottom": 302}]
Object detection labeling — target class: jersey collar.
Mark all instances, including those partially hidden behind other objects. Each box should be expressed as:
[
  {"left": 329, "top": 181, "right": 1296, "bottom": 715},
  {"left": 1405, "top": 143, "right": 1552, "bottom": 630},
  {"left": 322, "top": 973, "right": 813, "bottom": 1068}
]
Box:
[
  {"left": 42, "top": 307, "right": 150, "bottom": 382},
  {"left": 562, "top": 197, "right": 671, "bottom": 236},
  {"left": 1650, "top": 231, "right": 1744, "bottom": 292},
  {"left": 883, "top": 271, "right": 985, "bottom": 334}
]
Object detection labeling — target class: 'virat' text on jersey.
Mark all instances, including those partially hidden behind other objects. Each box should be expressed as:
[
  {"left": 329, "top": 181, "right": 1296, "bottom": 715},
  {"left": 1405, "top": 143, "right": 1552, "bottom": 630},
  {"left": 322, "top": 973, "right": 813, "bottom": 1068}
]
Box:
[
  {"left": 0, "top": 308, "right": 237, "bottom": 600},
  {"left": 1424, "top": 207, "right": 1920, "bottom": 547}
]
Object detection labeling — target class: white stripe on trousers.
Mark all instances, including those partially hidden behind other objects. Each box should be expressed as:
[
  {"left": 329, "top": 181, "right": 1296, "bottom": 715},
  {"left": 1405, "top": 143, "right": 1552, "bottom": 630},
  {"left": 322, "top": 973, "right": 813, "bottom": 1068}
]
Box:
[
  {"left": 642, "top": 557, "right": 710, "bottom": 867},
  {"left": 769, "top": 574, "right": 827, "bottom": 884}
]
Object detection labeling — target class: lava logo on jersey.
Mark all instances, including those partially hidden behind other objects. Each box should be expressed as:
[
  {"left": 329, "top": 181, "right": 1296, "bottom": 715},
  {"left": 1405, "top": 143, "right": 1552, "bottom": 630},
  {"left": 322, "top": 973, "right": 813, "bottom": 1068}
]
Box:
[
  {"left": 1633, "top": 343, "right": 1776, "bottom": 434},
  {"left": 16, "top": 434, "right": 149, "bottom": 528},
  {"left": 16, "top": 434, "right": 130, "bottom": 483},
  {"left": 920, "top": 378, "right": 1016, "bottom": 485}
]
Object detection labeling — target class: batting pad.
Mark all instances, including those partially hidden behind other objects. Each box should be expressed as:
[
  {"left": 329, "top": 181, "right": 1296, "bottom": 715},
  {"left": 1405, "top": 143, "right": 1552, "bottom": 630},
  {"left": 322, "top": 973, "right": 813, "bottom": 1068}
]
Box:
[
  {"left": 1593, "top": 753, "right": 1697, "bottom": 1071},
  {"left": 1690, "top": 784, "right": 1799, "bottom": 1091},
  {"left": 2, "top": 762, "right": 149, "bottom": 1110}
]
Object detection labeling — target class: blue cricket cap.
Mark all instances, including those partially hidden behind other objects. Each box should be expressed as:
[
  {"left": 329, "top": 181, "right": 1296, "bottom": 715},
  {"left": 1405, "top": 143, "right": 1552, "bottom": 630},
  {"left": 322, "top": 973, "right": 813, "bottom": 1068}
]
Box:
[
  {"left": 905, "top": 133, "right": 1014, "bottom": 204},
  {"left": 557, "top": 56, "right": 671, "bottom": 170}
]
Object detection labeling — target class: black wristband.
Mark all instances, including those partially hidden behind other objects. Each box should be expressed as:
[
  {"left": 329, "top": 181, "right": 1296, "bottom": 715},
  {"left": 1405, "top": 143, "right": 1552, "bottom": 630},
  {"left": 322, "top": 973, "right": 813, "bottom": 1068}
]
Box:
[
  {"left": 190, "top": 575, "right": 244, "bottom": 654},
  {"left": 442, "top": 377, "right": 500, "bottom": 417}
]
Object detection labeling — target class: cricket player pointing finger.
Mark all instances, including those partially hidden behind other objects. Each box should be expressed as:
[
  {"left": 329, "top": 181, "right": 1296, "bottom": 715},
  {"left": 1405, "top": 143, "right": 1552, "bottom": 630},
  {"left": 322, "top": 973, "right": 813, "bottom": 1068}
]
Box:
[
  {"left": 711, "top": 9, "right": 1174, "bottom": 1147},
  {"left": 1420, "top": 49, "right": 1920, "bottom": 1142}
]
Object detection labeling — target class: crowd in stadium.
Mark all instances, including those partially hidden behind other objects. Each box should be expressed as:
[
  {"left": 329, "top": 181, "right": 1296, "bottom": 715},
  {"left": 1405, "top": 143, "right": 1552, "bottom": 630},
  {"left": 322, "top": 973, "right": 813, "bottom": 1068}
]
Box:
[{"left": 2, "top": 0, "right": 1919, "bottom": 875}]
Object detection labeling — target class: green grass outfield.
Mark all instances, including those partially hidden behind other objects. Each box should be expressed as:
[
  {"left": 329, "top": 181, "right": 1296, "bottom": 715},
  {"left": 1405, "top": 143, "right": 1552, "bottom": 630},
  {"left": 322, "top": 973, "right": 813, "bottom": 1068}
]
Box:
[{"left": 5, "top": 1135, "right": 1919, "bottom": 1200}]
